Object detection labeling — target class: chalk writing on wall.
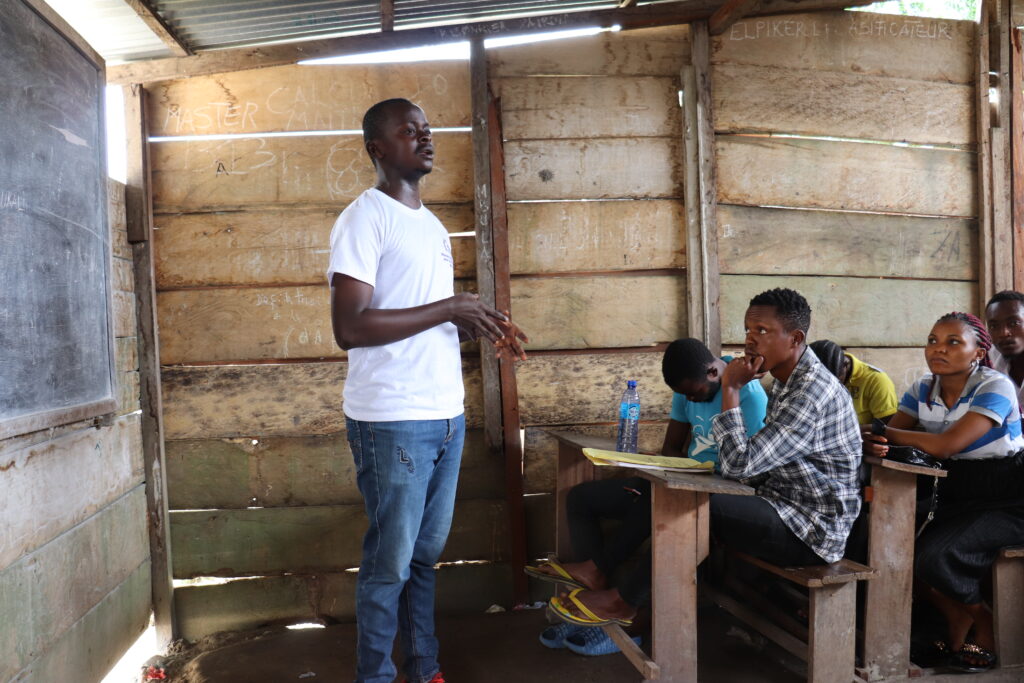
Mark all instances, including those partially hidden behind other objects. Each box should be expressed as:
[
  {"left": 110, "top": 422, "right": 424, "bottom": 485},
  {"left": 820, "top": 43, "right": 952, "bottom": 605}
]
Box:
[{"left": 728, "top": 16, "right": 954, "bottom": 41}]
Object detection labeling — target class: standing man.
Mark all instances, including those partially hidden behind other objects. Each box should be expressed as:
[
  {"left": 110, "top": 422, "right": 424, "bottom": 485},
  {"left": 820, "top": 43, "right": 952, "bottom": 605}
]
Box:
[{"left": 328, "top": 98, "right": 526, "bottom": 683}]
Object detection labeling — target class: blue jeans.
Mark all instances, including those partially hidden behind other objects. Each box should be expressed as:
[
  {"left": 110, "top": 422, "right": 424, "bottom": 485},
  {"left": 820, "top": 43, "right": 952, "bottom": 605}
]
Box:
[{"left": 345, "top": 415, "right": 465, "bottom": 683}]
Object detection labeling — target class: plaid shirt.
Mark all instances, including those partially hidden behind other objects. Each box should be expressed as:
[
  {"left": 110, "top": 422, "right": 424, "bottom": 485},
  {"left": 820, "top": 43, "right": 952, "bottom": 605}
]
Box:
[{"left": 711, "top": 348, "right": 862, "bottom": 562}]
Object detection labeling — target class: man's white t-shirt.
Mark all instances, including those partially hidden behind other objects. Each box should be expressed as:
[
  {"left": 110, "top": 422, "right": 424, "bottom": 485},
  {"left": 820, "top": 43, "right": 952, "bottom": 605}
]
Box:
[{"left": 326, "top": 188, "right": 463, "bottom": 422}]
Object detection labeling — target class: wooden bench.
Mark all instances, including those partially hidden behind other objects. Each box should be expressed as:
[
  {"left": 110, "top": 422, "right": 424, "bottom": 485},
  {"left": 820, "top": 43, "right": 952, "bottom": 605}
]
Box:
[
  {"left": 708, "top": 551, "right": 877, "bottom": 683},
  {"left": 994, "top": 545, "right": 1024, "bottom": 668}
]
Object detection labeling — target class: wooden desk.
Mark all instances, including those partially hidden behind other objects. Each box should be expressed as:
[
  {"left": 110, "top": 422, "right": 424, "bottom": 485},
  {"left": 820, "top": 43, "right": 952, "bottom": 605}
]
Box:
[
  {"left": 861, "top": 455, "right": 947, "bottom": 681},
  {"left": 549, "top": 430, "right": 754, "bottom": 681}
]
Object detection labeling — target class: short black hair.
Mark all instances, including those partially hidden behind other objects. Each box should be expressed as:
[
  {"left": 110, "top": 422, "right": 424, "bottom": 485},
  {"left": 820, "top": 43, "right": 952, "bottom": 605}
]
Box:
[
  {"left": 662, "top": 338, "right": 716, "bottom": 387},
  {"left": 362, "top": 97, "right": 418, "bottom": 144},
  {"left": 809, "top": 339, "right": 844, "bottom": 379},
  {"left": 749, "top": 287, "right": 811, "bottom": 334},
  {"left": 986, "top": 290, "right": 1024, "bottom": 309}
]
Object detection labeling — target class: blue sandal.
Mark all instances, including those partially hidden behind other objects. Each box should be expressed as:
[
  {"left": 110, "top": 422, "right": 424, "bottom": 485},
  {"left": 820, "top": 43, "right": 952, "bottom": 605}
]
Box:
[
  {"left": 565, "top": 627, "right": 642, "bottom": 656},
  {"left": 539, "top": 622, "right": 589, "bottom": 649}
]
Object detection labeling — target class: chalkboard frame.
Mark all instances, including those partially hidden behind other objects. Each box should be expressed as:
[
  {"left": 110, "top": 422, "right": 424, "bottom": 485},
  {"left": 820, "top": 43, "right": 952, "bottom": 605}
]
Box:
[{"left": 0, "top": 0, "right": 116, "bottom": 440}]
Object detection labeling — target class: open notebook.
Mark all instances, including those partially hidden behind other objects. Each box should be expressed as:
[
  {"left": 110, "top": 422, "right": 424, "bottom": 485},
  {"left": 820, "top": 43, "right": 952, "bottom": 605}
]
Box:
[{"left": 582, "top": 448, "right": 714, "bottom": 474}]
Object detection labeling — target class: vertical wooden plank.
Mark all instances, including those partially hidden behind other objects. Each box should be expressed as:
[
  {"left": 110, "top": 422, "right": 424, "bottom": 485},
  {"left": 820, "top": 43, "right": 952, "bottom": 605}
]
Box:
[
  {"left": 488, "top": 93, "right": 529, "bottom": 603},
  {"left": 651, "top": 486, "right": 699, "bottom": 682},
  {"left": 696, "top": 498, "right": 710, "bottom": 564},
  {"left": 808, "top": 582, "right": 856, "bottom": 683},
  {"left": 993, "top": 554, "right": 1024, "bottom": 667},
  {"left": 862, "top": 466, "right": 919, "bottom": 681},
  {"left": 1012, "top": 27, "right": 1024, "bottom": 291},
  {"left": 683, "top": 21, "right": 721, "bottom": 353},
  {"left": 380, "top": 0, "right": 394, "bottom": 32},
  {"left": 124, "top": 84, "right": 176, "bottom": 644},
  {"left": 555, "top": 442, "right": 597, "bottom": 561},
  {"left": 978, "top": 2, "right": 996, "bottom": 311},
  {"left": 993, "top": 0, "right": 1015, "bottom": 292},
  {"left": 124, "top": 85, "right": 150, "bottom": 245},
  {"left": 471, "top": 38, "right": 527, "bottom": 603}
]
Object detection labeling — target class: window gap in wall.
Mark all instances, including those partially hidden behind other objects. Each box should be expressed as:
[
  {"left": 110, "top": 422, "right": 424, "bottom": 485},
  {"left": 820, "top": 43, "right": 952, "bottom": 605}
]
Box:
[
  {"left": 148, "top": 127, "right": 471, "bottom": 143},
  {"left": 510, "top": 268, "right": 685, "bottom": 280},
  {"left": 725, "top": 130, "right": 973, "bottom": 153},
  {"left": 506, "top": 197, "right": 681, "bottom": 204},
  {"left": 747, "top": 202, "right": 975, "bottom": 221}
]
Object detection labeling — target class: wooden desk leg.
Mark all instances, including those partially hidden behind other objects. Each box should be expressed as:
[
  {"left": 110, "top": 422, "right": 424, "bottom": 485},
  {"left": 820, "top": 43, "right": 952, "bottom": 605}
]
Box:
[
  {"left": 862, "top": 467, "right": 918, "bottom": 680},
  {"left": 809, "top": 582, "right": 857, "bottom": 683},
  {"left": 993, "top": 554, "right": 1024, "bottom": 667},
  {"left": 555, "top": 442, "right": 598, "bottom": 561},
  {"left": 651, "top": 485, "right": 700, "bottom": 682}
]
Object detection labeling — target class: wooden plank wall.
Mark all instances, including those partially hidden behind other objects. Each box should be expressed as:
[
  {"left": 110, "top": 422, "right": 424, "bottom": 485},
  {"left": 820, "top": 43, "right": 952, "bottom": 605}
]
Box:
[
  {"left": 0, "top": 181, "right": 150, "bottom": 681},
  {"left": 712, "top": 11, "right": 979, "bottom": 394},
  {"left": 489, "top": 25, "right": 691, "bottom": 553},
  {"left": 143, "top": 62, "right": 518, "bottom": 640}
]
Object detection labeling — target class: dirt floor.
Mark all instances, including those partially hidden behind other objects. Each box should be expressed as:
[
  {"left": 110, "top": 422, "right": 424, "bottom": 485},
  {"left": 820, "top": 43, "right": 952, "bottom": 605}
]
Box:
[{"left": 154, "top": 602, "right": 808, "bottom": 683}]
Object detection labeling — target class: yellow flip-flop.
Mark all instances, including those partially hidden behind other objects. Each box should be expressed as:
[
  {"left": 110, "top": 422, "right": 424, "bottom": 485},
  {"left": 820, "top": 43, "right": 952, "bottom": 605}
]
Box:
[
  {"left": 524, "top": 559, "right": 586, "bottom": 590},
  {"left": 548, "top": 588, "right": 634, "bottom": 627}
]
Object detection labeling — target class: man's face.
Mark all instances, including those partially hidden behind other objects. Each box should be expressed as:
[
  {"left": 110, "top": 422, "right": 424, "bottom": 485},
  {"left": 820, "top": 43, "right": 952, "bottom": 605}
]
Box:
[
  {"left": 368, "top": 103, "right": 434, "bottom": 176},
  {"left": 743, "top": 305, "right": 799, "bottom": 372},
  {"left": 986, "top": 300, "right": 1024, "bottom": 359},
  {"left": 672, "top": 372, "right": 719, "bottom": 403}
]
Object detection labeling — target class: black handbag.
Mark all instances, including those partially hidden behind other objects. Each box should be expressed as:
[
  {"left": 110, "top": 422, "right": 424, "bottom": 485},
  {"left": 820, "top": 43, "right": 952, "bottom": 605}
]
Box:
[{"left": 870, "top": 419, "right": 943, "bottom": 470}]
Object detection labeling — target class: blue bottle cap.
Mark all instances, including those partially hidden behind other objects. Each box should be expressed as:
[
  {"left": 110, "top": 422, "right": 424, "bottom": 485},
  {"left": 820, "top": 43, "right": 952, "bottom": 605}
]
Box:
[{"left": 627, "top": 380, "right": 637, "bottom": 389}]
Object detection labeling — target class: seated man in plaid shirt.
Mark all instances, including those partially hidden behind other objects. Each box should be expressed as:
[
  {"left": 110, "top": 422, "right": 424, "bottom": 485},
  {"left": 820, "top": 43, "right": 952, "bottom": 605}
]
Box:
[{"left": 710, "top": 288, "right": 862, "bottom": 566}]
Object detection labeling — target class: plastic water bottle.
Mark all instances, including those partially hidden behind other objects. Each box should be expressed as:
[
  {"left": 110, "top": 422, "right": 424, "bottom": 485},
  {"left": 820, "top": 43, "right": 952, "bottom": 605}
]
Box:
[{"left": 616, "top": 380, "right": 640, "bottom": 453}]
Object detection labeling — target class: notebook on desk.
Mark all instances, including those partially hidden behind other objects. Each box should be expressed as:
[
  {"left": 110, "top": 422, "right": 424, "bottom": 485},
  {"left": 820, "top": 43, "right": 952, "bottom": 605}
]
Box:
[{"left": 582, "top": 448, "right": 714, "bottom": 474}]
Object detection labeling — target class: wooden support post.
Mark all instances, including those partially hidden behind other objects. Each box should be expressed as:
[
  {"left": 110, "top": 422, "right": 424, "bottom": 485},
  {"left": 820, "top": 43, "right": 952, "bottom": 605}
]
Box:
[
  {"left": 470, "top": 38, "right": 528, "bottom": 603},
  {"left": 123, "top": 0, "right": 191, "bottom": 56},
  {"left": 808, "top": 582, "right": 856, "bottom": 683},
  {"left": 651, "top": 487, "right": 699, "bottom": 682},
  {"left": 682, "top": 20, "right": 721, "bottom": 353},
  {"left": 862, "top": 466, "right": 918, "bottom": 680},
  {"left": 992, "top": 0, "right": 1014, "bottom": 293},
  {"left": 380, "top": 0, "right": 394, "bottom": 32},
  {"left": 978, "top": 3, "right": 995, "bottom": 310},
  {"left": 123, "top": 84, "right": 176, "bottom": 644},
  {"left": 1012, "top": 25, "right": 1024, "bottom": 291}
]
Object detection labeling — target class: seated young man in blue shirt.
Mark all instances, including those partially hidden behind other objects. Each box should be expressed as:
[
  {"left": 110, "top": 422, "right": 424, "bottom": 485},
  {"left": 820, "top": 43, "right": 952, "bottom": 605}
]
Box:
[
  {"left": 528, "top": 338, "right": 768, "bottom": 645},
  {"left": 712, "top": 288, "right": 862, "bottom": 567}
]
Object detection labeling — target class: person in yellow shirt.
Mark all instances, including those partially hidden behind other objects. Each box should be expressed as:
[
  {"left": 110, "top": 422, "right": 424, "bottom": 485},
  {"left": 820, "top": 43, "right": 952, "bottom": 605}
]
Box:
[{"left": 810, "top": 339, "right": 898, "bottom": 424}]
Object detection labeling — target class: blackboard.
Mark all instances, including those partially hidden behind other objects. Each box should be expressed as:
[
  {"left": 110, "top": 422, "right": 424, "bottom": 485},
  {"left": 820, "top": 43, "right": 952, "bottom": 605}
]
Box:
[{"left": 0, "top": 0, "right": 115, "bottom": 440}]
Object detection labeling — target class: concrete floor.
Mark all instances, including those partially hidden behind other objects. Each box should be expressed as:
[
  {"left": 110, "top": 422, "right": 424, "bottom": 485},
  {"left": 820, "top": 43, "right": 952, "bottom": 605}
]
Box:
[{"left": 170, "top": 602, "right": 807, "bottom": 683}]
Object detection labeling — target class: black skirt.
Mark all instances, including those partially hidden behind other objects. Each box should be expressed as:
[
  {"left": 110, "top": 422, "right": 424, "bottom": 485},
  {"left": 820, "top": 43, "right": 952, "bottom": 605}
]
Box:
[{"left": 914, "top": 452, "right": 1024, "bottom": 604}]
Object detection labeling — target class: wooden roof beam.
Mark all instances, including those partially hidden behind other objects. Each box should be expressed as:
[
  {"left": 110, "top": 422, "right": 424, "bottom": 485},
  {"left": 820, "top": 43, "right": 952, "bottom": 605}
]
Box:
[
  {"left": 123, "top": 0, "right": 192, "bottom": 57},
  {"left": 708, "top": 0, "right": 762, "bottom": 35},
  {"left": 381, "top": 0, "right": 394, "bottom": 32},
  {"left": 107, "top": 0, "right": 873, "bottom": 85}
]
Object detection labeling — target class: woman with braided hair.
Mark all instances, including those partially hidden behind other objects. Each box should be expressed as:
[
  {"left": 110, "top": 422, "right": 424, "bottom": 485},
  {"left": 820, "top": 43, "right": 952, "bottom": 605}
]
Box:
[{"left": 864, "top": 312, "right": 1024, "bottom": 672}]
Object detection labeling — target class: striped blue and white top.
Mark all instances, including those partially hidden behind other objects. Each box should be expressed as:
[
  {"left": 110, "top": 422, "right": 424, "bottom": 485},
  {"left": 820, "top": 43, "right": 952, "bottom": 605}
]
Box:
[{"left": 898, "top": 366, "right": 1024, "bottom": 460}]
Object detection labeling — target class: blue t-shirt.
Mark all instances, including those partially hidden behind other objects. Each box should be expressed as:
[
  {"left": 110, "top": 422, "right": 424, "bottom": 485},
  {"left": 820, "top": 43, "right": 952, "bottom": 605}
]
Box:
[
  {"left": 898, "top": 366, "right": 1024, "bottom": 460},
  {"left": 669, "top": 358, "right": 769, "bottom": 463}
]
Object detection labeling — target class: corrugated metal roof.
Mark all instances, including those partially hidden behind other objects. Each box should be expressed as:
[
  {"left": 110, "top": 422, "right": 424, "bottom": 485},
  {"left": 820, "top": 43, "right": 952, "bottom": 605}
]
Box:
[
  {"left": 45, "top": 0, "right": 658, "bottom": 64},
  {"left": 42, "top": 0, "right": 175, "bottom": 62}
]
